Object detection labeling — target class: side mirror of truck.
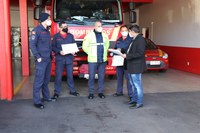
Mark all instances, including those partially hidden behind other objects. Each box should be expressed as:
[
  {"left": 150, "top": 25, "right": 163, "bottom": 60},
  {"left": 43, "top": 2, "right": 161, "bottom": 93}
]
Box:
[
  {"left": 130, "top": 11, "right": 136, "bottom": 23},
  {"left": 34, "top": 7, "right": 41, "bottom": 20},
  {"left": 129, "top": 2, "right": 135, "bottom": 10},
  {"left": 34, "top": 0, "right": 42, "bottom": 6}
]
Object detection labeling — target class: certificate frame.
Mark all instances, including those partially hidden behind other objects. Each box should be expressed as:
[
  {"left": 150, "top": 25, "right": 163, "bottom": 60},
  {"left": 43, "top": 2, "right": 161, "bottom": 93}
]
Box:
[{"left": 61, "top": 43, "right": 79, "bottom": 54}]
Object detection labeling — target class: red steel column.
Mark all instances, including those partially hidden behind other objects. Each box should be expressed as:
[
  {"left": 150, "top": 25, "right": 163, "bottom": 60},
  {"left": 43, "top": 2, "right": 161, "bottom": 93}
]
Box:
[
  {"left": 0, "top": 0, "right": 13, "bottom": 100},
  {"left": 19, "top": 0, "right": 30, "bottom": 76}
]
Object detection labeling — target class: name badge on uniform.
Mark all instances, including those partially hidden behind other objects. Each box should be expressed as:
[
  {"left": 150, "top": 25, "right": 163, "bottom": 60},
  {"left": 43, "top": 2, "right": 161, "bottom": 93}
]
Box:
[{"left": 31, "top": 35, "right": 36, "bottom": 40}]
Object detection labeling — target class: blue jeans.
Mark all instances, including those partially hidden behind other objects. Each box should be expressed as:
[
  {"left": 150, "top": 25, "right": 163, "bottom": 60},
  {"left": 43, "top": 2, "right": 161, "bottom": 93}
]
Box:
[
  {"left": 129, "top": 73, "right": 143, "bottom": 105},
  {"left": 88, "top": 62, "right": 106, "bottom": 94}
]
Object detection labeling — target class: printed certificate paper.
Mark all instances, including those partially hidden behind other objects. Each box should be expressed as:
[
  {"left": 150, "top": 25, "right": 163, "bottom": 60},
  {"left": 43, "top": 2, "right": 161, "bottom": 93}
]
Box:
[
  {"left": 61, "top": 43, "right": 79, "bottom": 54},
  {"left": 108, "top": 49, "right": 123, "bottom": 56},
  {"left": 111, "top": 55, "right": 124, "bottom": 66}
]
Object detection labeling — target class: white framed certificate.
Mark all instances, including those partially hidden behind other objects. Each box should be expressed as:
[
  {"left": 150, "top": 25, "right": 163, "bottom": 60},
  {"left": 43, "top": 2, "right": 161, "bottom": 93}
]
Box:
[
  {"left": 111, "top": 55, "right": 124, "bottom": 66},
  {"left": 61, "top": 43, "right": 79, "bottom": 54}
]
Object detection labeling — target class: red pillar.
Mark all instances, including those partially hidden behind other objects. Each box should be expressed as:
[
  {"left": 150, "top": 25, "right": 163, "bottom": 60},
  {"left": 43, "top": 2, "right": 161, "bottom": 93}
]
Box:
[
  {"left": 19, "top": 0, "right": 30, "bottom": 76},
  {"left": 0, "top": 0, "right": 13, "bottom": 100}
]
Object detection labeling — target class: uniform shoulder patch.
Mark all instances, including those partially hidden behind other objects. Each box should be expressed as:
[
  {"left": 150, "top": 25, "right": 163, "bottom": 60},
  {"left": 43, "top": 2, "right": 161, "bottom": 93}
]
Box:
[
  {"left": 31, "top": 31, "right": 36, "bottom": 35},
  {"left": 31, "top": 35, "right": 36, "bottom": 40}
]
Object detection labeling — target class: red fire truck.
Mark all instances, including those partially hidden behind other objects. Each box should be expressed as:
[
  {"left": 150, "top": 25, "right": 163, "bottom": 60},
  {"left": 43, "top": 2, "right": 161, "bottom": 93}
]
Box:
[{"left": 33, "top": 0, "right": 137, "bottom": 79}]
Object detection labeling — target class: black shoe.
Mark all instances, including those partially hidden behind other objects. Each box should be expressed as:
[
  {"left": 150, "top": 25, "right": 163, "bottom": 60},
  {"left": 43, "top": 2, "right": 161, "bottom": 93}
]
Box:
[
  {"left": 129, "top": 104, "right": 143, "bottom": 109},
  {"left": 34, "top": 103, "right": 45, "bottom": 109},
  {"left": 136, "top": 104, "right": 143, "bottom": 108},
  {"left": 69, "top": 91, "right": 79, "bottom": 96},
  {"left": 88, "top": 94, "right": 94, "bottom": 99},
  {"left": 129, "top": 101, "right": 137, "bottom": 105},
  {"left": 113, "top": 93, "right": 123, "bottom": 97},
  {"left": 41, "top": 98, "right": 54, "bottom": 102},
  {"left": 128, "top": 96, "right": 132, "bottom": 102},
  {"left": 98, "top": 93, "right": 105, "bottom": 99},
  {"left": 51, "top": 93, "right": 59, "bottom": 101}
]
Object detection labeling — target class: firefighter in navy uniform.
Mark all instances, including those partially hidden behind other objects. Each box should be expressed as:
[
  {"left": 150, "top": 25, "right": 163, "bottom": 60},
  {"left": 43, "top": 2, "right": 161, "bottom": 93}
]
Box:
[
  {"left": 51, "top": 21, "right": 79, "bottom": 100},
  {"left": 30, "top": 13, "right": 54, "bottom": 109},
  {"left": 112, "top": 25, "right": 133, "bottom": 99}
]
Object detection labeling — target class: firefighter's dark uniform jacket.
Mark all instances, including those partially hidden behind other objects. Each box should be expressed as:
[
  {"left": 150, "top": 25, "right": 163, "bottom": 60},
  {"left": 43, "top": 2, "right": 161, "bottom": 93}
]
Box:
[
  {"left": 52, "top": 32, "right": 75, "bottom": 64},
  {"left": 30, "top": 24, "right": 52, "bottom": 60},
  {"left": 52, "top": 32, "right": 77, "bottom": 94},
  {"left": 114, "top": 35, "right": 132, "bottom": 70}
]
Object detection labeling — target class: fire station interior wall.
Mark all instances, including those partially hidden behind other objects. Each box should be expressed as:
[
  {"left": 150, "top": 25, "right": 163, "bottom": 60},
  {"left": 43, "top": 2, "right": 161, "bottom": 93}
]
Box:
[
  {"left": 10, "top": 6, "right": 34, "bottom": 58},
  {"left": 123, "top": 9, "right": 139, "bottom": 25},
  {"left": 10, "top": 6, "right": 34, "bottom": 27},
  {"left": 139, "top": 0, "right": 200, "bottom": 74}
]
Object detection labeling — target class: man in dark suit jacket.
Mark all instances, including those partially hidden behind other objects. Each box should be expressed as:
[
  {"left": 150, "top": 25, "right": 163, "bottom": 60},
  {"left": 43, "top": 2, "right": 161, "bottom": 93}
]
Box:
[{"left": 121, "top": 24, "right": 147, "bottom": 109}]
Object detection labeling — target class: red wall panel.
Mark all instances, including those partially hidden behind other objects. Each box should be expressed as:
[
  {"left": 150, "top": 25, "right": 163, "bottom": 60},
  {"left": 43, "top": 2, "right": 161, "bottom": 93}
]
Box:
[
  {"left": 158, "top": 45, "right": 200, "bottom": 74},
  {"left": 0, "top": 0, "right": 13, "bottom": 100}
]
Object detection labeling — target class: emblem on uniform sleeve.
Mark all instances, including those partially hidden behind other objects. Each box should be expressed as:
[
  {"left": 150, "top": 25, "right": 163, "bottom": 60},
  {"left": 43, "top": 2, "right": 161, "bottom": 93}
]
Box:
[{"left": 31, "top": 35, "right": 36, "bottom": 40}]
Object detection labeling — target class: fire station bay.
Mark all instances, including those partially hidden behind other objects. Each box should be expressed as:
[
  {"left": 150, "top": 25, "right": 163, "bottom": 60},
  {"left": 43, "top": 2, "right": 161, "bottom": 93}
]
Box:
[{"left": 0, "top": 0, "right": 200, "bottom": 133}]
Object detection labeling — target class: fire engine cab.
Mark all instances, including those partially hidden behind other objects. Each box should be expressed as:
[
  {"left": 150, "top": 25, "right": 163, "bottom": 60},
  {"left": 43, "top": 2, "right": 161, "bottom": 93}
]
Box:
[{"left": 32, "top": 0, "right": 137, "bottom": 79}]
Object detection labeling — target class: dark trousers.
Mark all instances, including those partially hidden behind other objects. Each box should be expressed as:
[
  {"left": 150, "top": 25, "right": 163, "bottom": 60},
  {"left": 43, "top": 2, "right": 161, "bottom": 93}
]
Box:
[
  {"left": 54, "top": 61, "right": 75, "bottom": 94},
  {"left": 33, "top": 58, "right": 51, "bottom": 104},
  {"left": 88, "top": 62, "right": 106, "bottom": 94},
  {"left": 116, "top": 66, "right": 132, "bottom": 96}
]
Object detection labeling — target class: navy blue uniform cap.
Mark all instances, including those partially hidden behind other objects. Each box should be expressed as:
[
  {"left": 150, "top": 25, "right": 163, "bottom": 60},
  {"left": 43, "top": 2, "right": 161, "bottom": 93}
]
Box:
[{"left": 39, "top": 13, "right": 50, "bottom": 22}]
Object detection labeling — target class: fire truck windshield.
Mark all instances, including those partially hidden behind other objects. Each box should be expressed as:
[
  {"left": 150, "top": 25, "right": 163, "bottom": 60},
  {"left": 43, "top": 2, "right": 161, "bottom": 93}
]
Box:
[{"left": 54, "top": 0, "right": 122, "bottom": 25}]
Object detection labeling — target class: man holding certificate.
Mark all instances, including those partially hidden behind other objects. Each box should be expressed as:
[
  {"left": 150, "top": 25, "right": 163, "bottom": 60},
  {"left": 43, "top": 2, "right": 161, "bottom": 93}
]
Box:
[{"left": 51, "top": 21, "right": 79, "bottom": 100}]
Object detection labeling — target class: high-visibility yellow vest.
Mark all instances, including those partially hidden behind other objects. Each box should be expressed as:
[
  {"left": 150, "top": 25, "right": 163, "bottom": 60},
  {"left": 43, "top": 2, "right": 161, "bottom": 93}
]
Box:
[{"left": 82, "top": 31, "right": 110, "bottom": 63}]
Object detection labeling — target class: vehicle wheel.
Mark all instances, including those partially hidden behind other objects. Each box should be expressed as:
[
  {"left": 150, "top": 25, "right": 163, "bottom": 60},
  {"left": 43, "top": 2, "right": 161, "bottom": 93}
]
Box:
[{"left": 160, "top": 69, "right": 167, "bottom": 73}]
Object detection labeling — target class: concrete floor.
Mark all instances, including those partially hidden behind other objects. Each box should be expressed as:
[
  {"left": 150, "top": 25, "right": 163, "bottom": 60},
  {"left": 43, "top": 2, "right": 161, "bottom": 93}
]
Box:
[
  {"left": 1, "top": 92, "right": 200, "bottom": 133},
  {"left": 13, "top": 59, "right": 200, "bottom": 99},
  {"left": 0, "top": 59, "right": 199, "bottom": 133}
]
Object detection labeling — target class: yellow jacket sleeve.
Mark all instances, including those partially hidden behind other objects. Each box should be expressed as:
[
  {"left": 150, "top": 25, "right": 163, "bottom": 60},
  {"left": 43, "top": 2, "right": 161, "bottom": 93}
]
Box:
[
  {"left": 103, "top": 33, "right": 110, "bottom": 50},
  {"left": 82, "top": 34, "right": 91, "bottom": 54}
]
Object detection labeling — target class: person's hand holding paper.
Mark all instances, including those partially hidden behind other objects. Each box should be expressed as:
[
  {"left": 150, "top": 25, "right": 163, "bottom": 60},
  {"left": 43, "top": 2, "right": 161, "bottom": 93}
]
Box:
[
  {"left": 108, "top": 48, "right": 123, "bottom": 56},
  {"left": 60, "top": 51, "right": 65, "bottom": 55}
]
